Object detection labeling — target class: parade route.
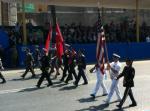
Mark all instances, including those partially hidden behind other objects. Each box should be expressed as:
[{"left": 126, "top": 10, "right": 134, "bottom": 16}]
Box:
[{"left": 0, "top": 61, "right": 150, "bottom": 111}]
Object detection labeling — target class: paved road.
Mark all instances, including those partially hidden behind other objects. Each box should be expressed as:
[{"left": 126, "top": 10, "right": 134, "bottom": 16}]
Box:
[{"left": 0, "top": 61, "right": 150, "bottom": 111}]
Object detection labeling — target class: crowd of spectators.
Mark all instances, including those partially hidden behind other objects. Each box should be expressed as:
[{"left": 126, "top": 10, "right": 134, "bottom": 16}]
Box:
[
  {"left": 1, "top": 20, "right": 149, "bottom": 46},
  {"left": 61, "top": 20, "right": 149, "bottom": 44}
]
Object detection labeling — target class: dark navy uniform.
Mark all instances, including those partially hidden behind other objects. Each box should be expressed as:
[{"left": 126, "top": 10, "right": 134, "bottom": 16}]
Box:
[
  {"left": 65, "top": 51, "right": 77, "bottom": 83},
  {"left": 60, "top": 50, "right": 70, "bottom": 81},
  {"left": 117, "top": 59, "right": 137, "bottom": 108},
  {"left": 34, "top": 47, "right": 41, "bottom": 68},
  {"left": 0, "top": 58, "right": 6, "bottom": 83},
  {"left": 37, "top": 54, "right": 53, "bottom": 88},
  {"left": 21, "top": 49, "right": 35, "bottom": 78},
  {"left": 74, "top": 50, "right": 88, "bottom": 86}
]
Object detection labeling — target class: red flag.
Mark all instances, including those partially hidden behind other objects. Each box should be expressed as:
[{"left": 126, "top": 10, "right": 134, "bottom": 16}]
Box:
[
  {"left": 45, "top": 25, "right": 52, "bottom": 53},
  {"left": 56, "top": 22, "right": 64, "bottom": 61}
]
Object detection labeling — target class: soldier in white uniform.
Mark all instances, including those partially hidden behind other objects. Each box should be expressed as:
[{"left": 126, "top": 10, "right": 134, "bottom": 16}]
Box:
[
  {"left": 104, "top": 53, "right": 122, "bottom": 104},
  {"left": 90, "top": 63, "right": 108, "bottom": 99}
]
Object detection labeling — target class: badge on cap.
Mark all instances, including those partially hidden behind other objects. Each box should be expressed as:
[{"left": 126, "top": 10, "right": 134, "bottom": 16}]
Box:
[{"left": 113, "top": 53, "right": 120, "bottom": 58}]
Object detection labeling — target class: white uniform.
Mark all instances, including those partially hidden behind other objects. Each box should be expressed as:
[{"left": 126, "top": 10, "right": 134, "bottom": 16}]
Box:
[
  {"left": 106, "top": 61, "right": 122, "bottom": 102},
  {"left": 91, "top": 67, "right": 108, "bottom": 96}
]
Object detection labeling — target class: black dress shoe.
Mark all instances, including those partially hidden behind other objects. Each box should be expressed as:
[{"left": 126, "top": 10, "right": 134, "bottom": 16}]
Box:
[
  {"left": 31, "top": 75, "right": 36, "bottom": 78},
  {"left": 36, "top": 85, "right": 40, "bottom": 88},
  {"left": 1, "top": 80, "right": 6, "bottom": 84},
  {"left": 64, "top": 81, "right": 68, "bottom": 84},
  {"left": 21, "top": 75, "right": 25, "bottom": 79},
  {"left": 129, "top": 103, "right": 137, "bottom": 107},
  {"left": 116, "top": 104, "right": 122, "bottom": 108},
  {"left": 90, "top": 94, "right": 95, "bottom": 99},
  {"left": 60, "top": 79, "right": 64, "bottom": 82},
  {"left": 82, "top": 82, "right": 88, "bottom": 85},
  {"left": 73, "top": 82, "right": 78, "bottom": 87},
  {"left": 47, "top": 83, "right": 53, "bottom": 87},
  {"left": 102, "top": 93, "right": 108, "bottom": 96}
]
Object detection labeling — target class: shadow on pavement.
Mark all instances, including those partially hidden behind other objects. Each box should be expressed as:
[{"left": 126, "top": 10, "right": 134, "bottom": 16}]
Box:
[
  {"left": 9, "top": 75, "right": 40, "bottom": 81},
  {"left": 112, "top": 106, "right": 130, "bottom": 111},
  {"left": 78, "top": 97, "right": 98, "bottom": 103},
  {"left": 75, "top": 104, "right": 110, "bottom": 111},
  {"left": 18, "top": 86, "right": 45, "bottom": 93},
  {"left": 59, "top": 85, "right": 77, "bottom": 91},
  {"left": 51, "top": 83, "right": 67, "bottom": 88},
  {"left": 76, "top": 102, "right": 130, "bottom": 111}
]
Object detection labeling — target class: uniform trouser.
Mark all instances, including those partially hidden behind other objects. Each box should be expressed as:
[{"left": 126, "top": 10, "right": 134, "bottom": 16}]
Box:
[
  {"left": 65, "top": 67, "right": 77, "bottom": 82},
  {"left": 106, "top": 79, "right": 122, "bottom": 102},
  {"left": 119, "top": 87, "right": 136, "bottom": 106},
  {"left": 60, "top": 66, "right": 69, "bottom": 81},
  {"left": 75, "top": 68, "right": 88, "bottom": 85},
  {"left": 37, "top": 70, "right": 52, "bottom": 86},
  {"left": 92, "top": 68, "right": 108, "bottom": 96},
  {"left": 34, "top": 60, "right": 41, "bottom": 68},
  {"left": 22, "top": 66, "right": 35, "bottom": 77},
  {"left": 0, "top": 72, "right": 6, "bottom": 82}
]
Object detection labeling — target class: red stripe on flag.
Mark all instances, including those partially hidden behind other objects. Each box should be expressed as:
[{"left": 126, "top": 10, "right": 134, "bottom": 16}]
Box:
[
  {"left": 96, "top": 28, "right": 106, "bottom": 75},
  {"left": 56, "top": 22, "right": 64, "bottom": 61},
  {"left": 45, "top": 25, "right": 52, "bottom": 53}
]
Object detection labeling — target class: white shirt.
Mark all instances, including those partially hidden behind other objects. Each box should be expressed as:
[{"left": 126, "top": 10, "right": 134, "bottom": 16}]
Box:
[{"left": 110, "top": 61, "right": 121, "bottom": 79}]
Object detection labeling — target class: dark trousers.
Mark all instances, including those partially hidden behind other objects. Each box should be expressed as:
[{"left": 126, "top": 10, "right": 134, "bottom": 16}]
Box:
[
  {"left": 0, "top": 72, "right": 6, "bottom": 82},
  {"left": 37, "top": 70, "right": 52, "bottom": 86},
  {"left": 22, "top": 66, "right": 35, "bottom": 77},
  {"left": 60, "top": 66, "right": 69, "bottom": 81},
  {"left": 65, "top": 67, "right": 77, "bottom": 83},
  {"left": 75, "top": 69, "right": 88, "bottom": 85},
  {"left": 119, "top": 87, "right": 136, "bottom": 106}
]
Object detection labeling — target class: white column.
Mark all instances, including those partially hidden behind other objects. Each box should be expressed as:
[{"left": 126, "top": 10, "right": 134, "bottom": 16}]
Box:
[{"left": 8, "top": 3, "right": 17, "bottom": 26}]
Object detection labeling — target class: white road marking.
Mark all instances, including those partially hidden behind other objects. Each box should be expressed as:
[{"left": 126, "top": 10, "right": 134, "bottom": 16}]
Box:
[{"left": 0, "top": 86, "right": 35, "bottom": 95}]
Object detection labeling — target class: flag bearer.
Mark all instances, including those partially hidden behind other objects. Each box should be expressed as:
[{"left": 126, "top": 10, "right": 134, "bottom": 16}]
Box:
[
  {"left": 90, "top": 63, "right": 108, "bottom": 99},
  {"left": 104, "top": 53, "right": 122, "bottom": 104}
]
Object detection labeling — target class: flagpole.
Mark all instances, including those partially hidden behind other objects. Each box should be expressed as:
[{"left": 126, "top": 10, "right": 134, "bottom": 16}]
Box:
[{"left": 97, "top": 0, "right": 109, "bottom": 63}]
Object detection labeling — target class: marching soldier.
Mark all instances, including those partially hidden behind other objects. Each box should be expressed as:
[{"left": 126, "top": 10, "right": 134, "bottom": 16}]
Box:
[
  {"left": 104, "top": 53, "right": 122, "bottom": 104},
  {"left": 34, "top": 46, "right": 41, "bottom": 68},
  {"left": 0, "top": 58, "right": 6, "bottom": 83},
  {"left": 116, "top": 59, "right": 137, "bottom": 108},
  {"left": 21, "top": 48, "right": 36, "bottom": 79},
  {"left": 65, "top": 49, "right": 77, "bottom": 84},
  {"left": 36, "top": 48, "right": 53, "bottom": 88},
  {"left": 90, "top": 63, "right": 108, "bottom": 99},
  {"left": 74, "top": 49, "right": 88, "bottom": 86},
  {"left": 60, "top": 49, "right": 70, "bottom": 82}
]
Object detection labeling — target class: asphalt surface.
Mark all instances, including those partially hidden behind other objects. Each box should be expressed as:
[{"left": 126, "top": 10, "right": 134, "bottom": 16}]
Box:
[{"left": 0, "top": 61, "right": 150, "bottom": 111}]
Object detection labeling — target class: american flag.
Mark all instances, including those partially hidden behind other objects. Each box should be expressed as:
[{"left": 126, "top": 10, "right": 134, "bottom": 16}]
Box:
[{"left": 96, "top": 9, "right": 106, "bottom": 75}]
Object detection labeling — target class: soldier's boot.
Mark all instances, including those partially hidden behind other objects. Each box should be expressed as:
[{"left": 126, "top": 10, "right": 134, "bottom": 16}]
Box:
[{"left": 0, "top": 74, "right": 6, "bottom": 83}]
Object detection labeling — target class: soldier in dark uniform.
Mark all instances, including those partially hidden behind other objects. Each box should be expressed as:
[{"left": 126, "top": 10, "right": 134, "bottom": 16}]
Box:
[
  {"left": 36, "top": 48, "right": 53, "bottom": 88},
  {"left": 21, "top": 48, "right": 36, "bottom": 79},
  {"left": 60, "top": 49, "right": 70, "bottom": 82},
  {"left": 116, "top": 59, "right": 137, "bottom": 108},
  {"left": 74, "top": 49, "right": 88, "bottom": 86},
  {"left": 65, "top": 49, "right": 77, "bottom": 84},
  {"left": 34, "top": 46, "right": 41, "bottom": 68},
  {"left": 0, "top": 58, "right": 6, "bottom": 83}
]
